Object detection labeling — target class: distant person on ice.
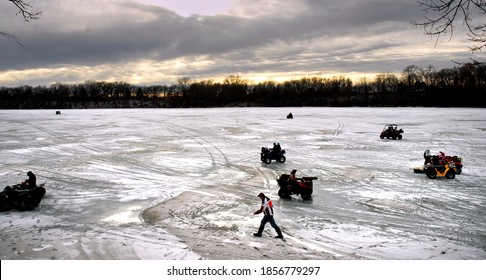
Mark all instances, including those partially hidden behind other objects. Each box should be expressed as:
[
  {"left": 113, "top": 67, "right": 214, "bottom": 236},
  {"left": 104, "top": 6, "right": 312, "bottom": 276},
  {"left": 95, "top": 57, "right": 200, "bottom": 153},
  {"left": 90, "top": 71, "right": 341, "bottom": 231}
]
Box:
[{"left": 253, "top": 193, "right": 284, "bottom": 239}]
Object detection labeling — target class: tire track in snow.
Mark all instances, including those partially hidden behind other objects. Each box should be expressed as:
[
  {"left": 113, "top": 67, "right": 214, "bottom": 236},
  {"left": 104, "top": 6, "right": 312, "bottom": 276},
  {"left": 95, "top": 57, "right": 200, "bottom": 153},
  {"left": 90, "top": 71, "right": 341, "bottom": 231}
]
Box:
[{"left": 333, "top": 120, "right": 345, "bottom": 136}]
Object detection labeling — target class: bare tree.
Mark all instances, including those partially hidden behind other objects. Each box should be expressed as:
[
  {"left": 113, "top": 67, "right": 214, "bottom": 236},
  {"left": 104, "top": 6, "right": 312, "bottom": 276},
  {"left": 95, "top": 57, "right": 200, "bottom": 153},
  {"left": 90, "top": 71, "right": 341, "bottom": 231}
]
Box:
[
  {"left": 1, "top": 0, "right": 42, "bottom": 46},
  {"left": 412, "top": 0, "right": 486, "bottom": 52}
]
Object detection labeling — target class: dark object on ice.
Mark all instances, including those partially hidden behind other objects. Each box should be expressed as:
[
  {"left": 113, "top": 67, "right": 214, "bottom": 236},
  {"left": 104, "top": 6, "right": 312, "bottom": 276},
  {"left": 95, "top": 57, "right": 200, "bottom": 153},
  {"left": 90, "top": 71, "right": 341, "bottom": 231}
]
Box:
[
  {"left": 276, "top": 172, "right": 317, "bottom": 200},
  {"left": 413, "top": 149, "right": 463, "bottom": 175},
  {"left": 260, "top": 144, "right": 286, "bottom": 164},
  {"left": 287, "top": 112, "right": 293, "bottom": 119},
  {"left": 380, "top": 124, "right": 403, "bottom": 140},
  {"left": 0, "top": 183, "right": 46, "bottom": 211},
  {"left": 56, "top": 111, "right": 61, "bottom": 115}
]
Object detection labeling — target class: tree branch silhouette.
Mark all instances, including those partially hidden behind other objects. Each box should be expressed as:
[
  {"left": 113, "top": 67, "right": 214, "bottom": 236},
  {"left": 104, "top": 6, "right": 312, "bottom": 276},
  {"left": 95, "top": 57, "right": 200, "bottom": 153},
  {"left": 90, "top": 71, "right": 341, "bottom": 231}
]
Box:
[
  {"left": 412, "top": 0, "right": 486, "bottom": 52},
  {"left": 1, "top": 0, "right": 42, "bottom": 48}
]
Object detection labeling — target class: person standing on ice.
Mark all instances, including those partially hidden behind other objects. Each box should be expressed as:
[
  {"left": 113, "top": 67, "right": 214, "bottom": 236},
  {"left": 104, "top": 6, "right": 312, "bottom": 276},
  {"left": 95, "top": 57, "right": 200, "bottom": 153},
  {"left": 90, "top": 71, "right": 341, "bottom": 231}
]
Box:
[{"left": 253, "top": 193, "right": 284, "bottom": 239}]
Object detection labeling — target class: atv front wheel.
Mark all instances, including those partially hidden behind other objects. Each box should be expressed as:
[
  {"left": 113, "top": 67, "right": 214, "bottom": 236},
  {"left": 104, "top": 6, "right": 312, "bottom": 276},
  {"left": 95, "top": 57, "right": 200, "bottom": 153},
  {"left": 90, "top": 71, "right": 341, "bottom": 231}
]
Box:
[
  {"left": 15, "top": 195, "right": 33, "bottom": 211},
  {"left": 277, "top": 155, "right": 286, "bottom": 163},
  {"left": 0, "top": 194, "right": 12, "bottom": 211},
  {"left": 398, "top": 135, "right": 402, "bottom": 140},
  {"left": 301, "top": 192, "right": 312, "bottom": 200},
  {"left": 278, "top": 188, "right": 290, "bottom": 199}
]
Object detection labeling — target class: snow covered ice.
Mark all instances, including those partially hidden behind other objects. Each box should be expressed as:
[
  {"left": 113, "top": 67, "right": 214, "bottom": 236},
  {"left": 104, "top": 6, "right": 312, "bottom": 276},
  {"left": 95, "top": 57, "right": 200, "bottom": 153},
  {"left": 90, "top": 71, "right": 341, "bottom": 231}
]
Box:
[{"left": 0, "top": 107, "right": 485, "bottom": 260}]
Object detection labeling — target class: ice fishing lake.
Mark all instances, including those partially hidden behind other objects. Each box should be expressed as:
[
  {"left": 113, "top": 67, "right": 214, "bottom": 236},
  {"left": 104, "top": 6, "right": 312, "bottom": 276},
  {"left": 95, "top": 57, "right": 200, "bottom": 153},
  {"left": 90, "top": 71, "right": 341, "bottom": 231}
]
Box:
[{"left": 0, "top": 107, "right": 485, "bottom": 260}]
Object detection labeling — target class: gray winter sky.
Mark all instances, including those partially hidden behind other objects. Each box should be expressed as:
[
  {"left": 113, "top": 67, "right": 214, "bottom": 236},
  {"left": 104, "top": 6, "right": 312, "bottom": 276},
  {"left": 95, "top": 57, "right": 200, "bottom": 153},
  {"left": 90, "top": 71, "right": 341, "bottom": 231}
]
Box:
[{"left": 0, "top": 0, "right": 480, "bottom": 87}]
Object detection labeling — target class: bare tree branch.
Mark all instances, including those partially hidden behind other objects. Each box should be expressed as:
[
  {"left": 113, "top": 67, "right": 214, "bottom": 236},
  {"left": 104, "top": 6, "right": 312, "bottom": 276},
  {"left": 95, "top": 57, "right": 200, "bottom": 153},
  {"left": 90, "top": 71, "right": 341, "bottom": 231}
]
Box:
[
  {"left": 1, "top": 0, "right": 42, "bottom": 48},
  {"left": 9, "top": 0, "right": 42, "bottom": 21},
  {"left": 412, "top": 0, "right": 486, "bottom": 52},
  {"left": 0, "top": 30, "right": 30, "bottom": 49}
]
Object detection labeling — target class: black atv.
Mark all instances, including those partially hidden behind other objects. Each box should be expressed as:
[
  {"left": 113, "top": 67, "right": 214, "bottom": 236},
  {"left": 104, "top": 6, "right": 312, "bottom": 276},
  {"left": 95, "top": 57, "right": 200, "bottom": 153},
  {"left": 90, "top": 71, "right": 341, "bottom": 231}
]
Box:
[
  {"left": 260, "top": 147, "right": 286, "bottom": 164},
  {"left": 276, "top": 173, "right": 317, "bottom": 200},
  {"left": 380, "top": 124, "right": 403, "bottom": 140},
  {"left": 0, "top": 183, "right": 46, "bottom": 211}
]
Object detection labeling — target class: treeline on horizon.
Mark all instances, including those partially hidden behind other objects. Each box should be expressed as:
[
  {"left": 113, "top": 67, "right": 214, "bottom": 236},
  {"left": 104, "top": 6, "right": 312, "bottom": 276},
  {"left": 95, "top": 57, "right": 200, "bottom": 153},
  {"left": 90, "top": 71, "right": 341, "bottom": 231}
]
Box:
[{"left": 1, "top": 64, "right": 485, "bottom": 109}]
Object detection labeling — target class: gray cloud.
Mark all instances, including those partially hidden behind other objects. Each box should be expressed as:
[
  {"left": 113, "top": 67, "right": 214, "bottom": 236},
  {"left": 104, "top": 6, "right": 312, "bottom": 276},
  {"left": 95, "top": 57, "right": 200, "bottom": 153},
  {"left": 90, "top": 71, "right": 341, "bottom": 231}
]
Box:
[{"left": 0, "top": 0, "right": 477, "bottom": 86}]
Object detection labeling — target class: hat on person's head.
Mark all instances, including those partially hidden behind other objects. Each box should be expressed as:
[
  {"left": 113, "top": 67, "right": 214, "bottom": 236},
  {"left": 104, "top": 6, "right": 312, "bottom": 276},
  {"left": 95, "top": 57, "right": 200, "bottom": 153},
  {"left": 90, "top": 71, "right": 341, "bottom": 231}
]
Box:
[
  {"left": 27, "top": 171, "right": 33, "bottom": 176},
  {"left": 257, "top": 192, "right": 265, "bottom": 198}
]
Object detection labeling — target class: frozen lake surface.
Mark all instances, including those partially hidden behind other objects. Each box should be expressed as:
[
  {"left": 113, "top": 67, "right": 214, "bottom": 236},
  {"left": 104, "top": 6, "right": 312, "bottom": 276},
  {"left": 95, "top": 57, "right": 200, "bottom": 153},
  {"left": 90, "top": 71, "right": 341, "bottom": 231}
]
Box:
[{"left": 0, "top": 107, "right": 485, "bottom": 260}]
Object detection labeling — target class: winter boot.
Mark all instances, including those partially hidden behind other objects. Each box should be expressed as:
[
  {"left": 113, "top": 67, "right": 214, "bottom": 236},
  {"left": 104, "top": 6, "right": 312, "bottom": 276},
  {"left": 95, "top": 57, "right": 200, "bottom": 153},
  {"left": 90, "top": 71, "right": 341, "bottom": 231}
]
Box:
[
  {"left": 253, "top": 226, "right": 264, "bottom": 237},
  {"left": 274, "top": 227, "right": 283, "bottom": 239}
]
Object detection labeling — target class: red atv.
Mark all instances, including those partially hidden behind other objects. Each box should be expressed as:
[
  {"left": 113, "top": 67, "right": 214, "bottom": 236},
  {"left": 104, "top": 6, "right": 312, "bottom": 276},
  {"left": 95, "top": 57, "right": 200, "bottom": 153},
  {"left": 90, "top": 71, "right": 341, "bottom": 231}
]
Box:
[{"left": 276, "top": 173, "right": 317, "bottom": 200}]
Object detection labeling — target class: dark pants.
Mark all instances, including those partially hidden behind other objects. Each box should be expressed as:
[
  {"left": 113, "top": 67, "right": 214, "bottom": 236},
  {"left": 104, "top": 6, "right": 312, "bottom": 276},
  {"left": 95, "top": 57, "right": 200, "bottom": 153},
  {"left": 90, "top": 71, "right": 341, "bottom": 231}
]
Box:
[
  {"left": 260, "top": 215, "right": 279, "bottom": 229},
  {"left": 255, "top": 215, "right": 283, "bottom": 238}
]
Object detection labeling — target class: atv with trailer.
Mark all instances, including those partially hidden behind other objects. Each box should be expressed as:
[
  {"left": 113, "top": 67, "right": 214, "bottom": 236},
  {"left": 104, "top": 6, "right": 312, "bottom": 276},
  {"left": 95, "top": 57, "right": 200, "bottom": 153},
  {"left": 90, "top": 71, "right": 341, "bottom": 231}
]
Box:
[
  {"left": 413, "top": 149, "right": 463, "bottom": 175},
  {"left": 276, "top": 173, "right": 317, "bottom": 200},
  {"left": 380, "top": 124, "right": 404, "bottom": 140}
]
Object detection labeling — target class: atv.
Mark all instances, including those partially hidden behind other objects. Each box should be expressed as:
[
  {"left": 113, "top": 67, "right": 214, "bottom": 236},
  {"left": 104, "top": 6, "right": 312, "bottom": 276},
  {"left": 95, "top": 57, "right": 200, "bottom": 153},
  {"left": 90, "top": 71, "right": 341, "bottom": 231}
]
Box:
[
  {"left": 260, "top": 147, "right": 286, "bottom": 164},
  {"left": 276, "top": 173, "right": 317, "bottom": 200},
  {"left": 423, "top": 162, "right": 456, "bottom": 179},
  {"left": 380, "top": 124, "right": 403, "bottom": 140},
  {"left": 0, "top": 183, "right": 46, "bottom": 211}
]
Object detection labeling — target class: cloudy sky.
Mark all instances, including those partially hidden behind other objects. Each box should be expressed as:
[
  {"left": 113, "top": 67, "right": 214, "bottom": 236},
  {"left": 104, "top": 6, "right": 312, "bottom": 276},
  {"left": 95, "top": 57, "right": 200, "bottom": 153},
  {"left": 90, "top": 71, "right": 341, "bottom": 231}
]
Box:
[{"left": 0, "top": 0, "right": 480, "bottom": 87}]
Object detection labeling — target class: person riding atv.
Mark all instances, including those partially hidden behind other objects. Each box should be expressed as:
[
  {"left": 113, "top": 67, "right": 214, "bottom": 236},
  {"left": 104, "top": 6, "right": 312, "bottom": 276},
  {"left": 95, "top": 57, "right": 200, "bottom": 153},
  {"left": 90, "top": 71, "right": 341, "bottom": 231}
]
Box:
[
  {"left": 260, "top": 143, "right": 286, "bottom": 164},
  {"left": 276, "top": 170, "right": 317, "bottom": 200}
]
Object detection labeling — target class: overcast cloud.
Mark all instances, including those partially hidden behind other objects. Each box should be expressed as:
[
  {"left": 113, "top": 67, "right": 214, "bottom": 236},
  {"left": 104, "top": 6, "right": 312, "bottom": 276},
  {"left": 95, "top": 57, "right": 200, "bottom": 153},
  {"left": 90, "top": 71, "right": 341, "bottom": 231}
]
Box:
[{"left": 0, "top": 0, "right": 479, "bottom": 86}]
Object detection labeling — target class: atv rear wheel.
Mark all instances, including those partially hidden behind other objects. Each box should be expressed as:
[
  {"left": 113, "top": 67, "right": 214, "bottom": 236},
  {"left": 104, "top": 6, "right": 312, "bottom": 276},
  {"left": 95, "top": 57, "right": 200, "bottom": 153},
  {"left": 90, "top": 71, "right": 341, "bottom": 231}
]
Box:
[
  {"left": 264, "top": 157, "right": 271, "bottom": 164},
  {"left": 277, "top": 155, "right": 286, "bottom": 163},
  {"left": 426, "top": 171, "right": 437, "bottom": 179}
]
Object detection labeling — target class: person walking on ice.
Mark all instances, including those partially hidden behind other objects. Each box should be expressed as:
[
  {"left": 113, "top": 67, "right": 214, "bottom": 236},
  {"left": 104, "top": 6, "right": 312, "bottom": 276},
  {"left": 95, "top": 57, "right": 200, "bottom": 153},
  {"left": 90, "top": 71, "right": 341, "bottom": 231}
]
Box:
[{"left": 253, "top": 192, "right": 284, "bottom": 239}]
